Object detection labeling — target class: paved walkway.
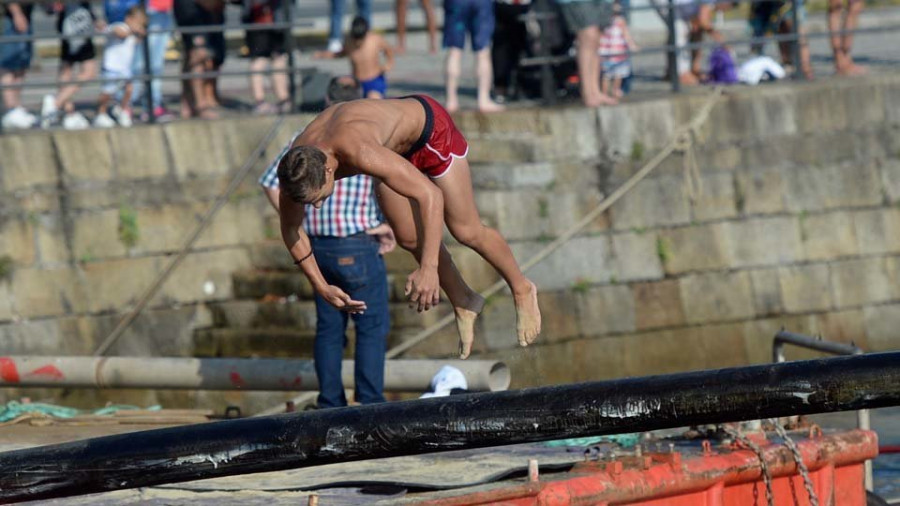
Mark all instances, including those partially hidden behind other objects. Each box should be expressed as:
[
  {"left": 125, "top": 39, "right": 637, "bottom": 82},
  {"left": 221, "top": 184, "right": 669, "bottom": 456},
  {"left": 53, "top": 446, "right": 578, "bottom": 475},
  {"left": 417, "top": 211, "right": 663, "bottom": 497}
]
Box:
[{"left": 10, "top": 5, "right": 900, "bottom": 124}]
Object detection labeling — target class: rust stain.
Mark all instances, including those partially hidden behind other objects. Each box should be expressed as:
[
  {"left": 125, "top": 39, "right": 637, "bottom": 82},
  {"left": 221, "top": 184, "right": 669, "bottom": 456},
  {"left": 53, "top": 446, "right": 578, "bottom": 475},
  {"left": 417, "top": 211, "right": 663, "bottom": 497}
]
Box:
[
  {"left": 0, "top": 358, "right": 20, "bottom": 383},
  {"left": 229, "top": 372, "right": 246, "bottom": 388}
]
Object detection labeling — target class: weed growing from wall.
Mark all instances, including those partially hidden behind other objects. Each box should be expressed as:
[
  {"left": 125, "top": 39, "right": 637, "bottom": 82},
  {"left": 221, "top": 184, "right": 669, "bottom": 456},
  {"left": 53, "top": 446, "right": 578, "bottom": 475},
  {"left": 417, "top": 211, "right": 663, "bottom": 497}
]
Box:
[
  {"left": 0, "top": 255, "right": 13, "bottom": 283},
  {"left": 656, "top": 236, "right": 671, "bottom": 265},
  {"left": 118, "top": 205, "right": 139, "bottom": 249}
]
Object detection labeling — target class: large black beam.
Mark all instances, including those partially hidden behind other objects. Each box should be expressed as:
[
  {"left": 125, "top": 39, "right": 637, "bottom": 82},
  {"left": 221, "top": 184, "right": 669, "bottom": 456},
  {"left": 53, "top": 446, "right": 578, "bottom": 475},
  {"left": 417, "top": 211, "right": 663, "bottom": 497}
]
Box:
[{"left": 1, "top": 352, "right": 898, "bottom": 503}]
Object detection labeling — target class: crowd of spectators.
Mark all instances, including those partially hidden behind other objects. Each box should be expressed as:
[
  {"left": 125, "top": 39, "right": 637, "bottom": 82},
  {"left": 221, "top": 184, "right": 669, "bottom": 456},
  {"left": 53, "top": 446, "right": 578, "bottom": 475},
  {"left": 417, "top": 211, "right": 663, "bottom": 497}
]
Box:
[{"left": 0, "top": 0, "right": 875, "bottom": 131}]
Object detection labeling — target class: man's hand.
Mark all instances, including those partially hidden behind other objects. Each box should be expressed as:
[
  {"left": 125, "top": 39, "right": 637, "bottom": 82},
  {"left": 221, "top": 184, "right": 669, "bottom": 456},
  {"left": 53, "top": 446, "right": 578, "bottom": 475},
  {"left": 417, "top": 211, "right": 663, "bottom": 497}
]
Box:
[
  {"left": 319, "top": 285, "right": 367, "bottom": 313},
  {"left": 406, "top": 267, "right": 440, "bottom": 312},
  {"left": 365, "top": 223, "right": 396, "bottom": 255}
]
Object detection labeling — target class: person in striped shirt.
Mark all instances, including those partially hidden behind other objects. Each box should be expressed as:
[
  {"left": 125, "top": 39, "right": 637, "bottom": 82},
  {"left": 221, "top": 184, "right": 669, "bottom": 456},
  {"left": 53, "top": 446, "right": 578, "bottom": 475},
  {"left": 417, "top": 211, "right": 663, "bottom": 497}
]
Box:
[{"left": 259, "top": 76, "right": 396, "bottom": 408}]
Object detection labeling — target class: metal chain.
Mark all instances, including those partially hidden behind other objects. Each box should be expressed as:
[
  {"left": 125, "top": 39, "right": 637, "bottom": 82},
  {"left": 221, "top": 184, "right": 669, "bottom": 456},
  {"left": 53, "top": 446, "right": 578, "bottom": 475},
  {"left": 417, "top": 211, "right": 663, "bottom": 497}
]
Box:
[
  {"left": 769, "top": 419, "right": 821, "bottom": 506},
  {"left": 722, "top": 425, "right": 775, "bottom": 506}
]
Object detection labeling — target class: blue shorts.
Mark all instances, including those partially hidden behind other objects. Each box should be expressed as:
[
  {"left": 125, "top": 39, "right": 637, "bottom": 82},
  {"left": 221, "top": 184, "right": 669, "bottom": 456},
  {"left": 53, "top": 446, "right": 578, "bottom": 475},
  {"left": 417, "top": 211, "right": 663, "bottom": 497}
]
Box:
[
  {"left": 361, "top": 74, "right": 387, "bottom": 97},
  {"left": 0, "top": 18, "right": 33, "bottom": 72},
  {"left": 443, "top": 0, "right": 495, "bottom": 51}
]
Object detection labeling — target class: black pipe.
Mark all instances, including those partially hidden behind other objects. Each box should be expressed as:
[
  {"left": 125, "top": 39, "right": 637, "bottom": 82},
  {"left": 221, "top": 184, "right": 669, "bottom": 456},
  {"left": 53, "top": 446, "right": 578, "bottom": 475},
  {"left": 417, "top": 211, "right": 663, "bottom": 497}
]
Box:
[
  {"left": 773, "top": 330, "right": 863, "bottom": 363},
  {"left": 0, "top": 352, "right": 898, "bottom": 504}
]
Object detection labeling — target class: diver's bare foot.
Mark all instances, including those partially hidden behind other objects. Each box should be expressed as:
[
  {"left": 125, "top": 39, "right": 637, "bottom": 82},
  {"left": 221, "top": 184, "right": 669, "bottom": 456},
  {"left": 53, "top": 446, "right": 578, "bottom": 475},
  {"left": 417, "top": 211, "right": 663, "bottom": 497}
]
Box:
[
  {"left": 456, "top": 292, "right": 485, "bottom": 359},
  {"left": 478, "top": 100, "right": 505, "bottom": 113},
  {"left": 514, "top": 281, "right": 541, "bottom": 347}
]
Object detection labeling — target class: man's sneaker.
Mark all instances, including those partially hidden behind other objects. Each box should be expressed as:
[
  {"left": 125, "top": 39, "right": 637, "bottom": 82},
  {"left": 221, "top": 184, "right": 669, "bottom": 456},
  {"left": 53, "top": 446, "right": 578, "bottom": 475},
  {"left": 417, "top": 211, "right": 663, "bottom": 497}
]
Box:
[
  {"left": 40, "top": 94, "right": 59, "bottom": 128},
  {"left": 117, "top": 108, "right": 133, "bottom": 127},
  {"left": 62, "top": 112, "right": 90, "bottom": 130},
  {"left": 1, "top": 107, "right": 37, "bottom": 130},
  {"left": 327, "top": 39, "right": 343, "bottom": 54},
  {"left": 93, "top": 113, "right": 116, "bottom": 128}
]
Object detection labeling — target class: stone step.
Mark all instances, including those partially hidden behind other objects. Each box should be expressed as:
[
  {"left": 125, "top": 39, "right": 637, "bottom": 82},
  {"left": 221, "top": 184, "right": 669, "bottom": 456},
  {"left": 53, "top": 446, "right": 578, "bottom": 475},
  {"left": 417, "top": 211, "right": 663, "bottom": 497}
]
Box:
[
  {"left": 232, "top": 269, "right": 316, "bottom": 299},
  {"left": 193, "top": 327, "right": 318, "bottom": 358},
  {"left": 208, "top": 299, "right": 451, "bottom": 330}
]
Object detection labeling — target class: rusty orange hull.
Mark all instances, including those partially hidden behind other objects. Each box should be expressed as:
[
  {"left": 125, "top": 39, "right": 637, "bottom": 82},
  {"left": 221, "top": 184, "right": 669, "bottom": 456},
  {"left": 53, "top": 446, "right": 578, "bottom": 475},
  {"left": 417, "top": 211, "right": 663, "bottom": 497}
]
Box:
[{"left": 418, "top": 429, "right": 877, "bottom": 506}]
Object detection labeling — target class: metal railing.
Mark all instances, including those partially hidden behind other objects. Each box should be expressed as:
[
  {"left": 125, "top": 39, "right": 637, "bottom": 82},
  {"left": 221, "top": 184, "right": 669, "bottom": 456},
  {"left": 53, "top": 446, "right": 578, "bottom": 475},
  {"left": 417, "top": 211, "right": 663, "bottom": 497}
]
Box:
[
  {"left": 1, "top": 0, "right": 899, "bottom": 121},
  {"left": 772, "top": 329, "right": 873, "bottom": 492},
  {"left": 519, "top": 0, "right": 900, "bottom": 101},
  {"left": 0, "top": 0, "right": 314, "bottom": 123}
]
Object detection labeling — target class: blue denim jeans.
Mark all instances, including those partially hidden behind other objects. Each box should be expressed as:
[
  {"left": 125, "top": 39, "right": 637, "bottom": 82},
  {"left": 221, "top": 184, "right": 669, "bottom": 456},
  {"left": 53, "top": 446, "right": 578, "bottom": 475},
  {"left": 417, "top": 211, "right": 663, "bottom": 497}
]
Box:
[
  {"left": 0, "top": 18, "right": 32, "bottom": 72},
  {"left": 311, "top": 233, "right": 389, "bottom": 408},
  {"left": 132, "top": 9, "right": 172, "bottom": 109},
  {"left": 329, "top": 0, "right": 372, "bottom": 43}
]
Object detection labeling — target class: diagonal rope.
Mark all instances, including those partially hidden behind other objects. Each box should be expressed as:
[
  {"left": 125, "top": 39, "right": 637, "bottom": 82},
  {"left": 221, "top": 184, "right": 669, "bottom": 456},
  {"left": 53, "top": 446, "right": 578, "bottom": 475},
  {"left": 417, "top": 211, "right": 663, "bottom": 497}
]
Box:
[
  {"left": 256, "top": 88, "right": 724, "bottom": 415},
  {"left": 93, "top": 117, "right": 287, "bottom": 357}
]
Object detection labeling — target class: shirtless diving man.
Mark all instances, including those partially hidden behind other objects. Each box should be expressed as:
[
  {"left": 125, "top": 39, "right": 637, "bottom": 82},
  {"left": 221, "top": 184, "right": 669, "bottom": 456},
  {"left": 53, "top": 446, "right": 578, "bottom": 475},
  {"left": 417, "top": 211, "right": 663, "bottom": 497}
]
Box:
[{"left": 276, "top": 94, "right": 541, "bottom": 358}]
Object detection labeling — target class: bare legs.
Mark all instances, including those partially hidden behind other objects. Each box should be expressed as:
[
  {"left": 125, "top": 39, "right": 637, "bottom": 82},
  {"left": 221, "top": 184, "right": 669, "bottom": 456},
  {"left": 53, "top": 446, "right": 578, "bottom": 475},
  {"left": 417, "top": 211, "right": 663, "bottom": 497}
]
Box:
[
  {"left": 376, "top": 181, "right": 485, "bottom": 358},
  {"left": 829, "top": 0, "right": 866, "bottom": 75},
  {"left": 445, "top": 48, "right": 505, "bottom": 113},
  {"left": 249, "top": 54, "right": 289, "bottom": 112},
  {"left": 395, "top": 0, "right": 438, "bottom": 53},
  {"left": 56, "top": 60, "right": 97, "bottom": 112},
  {"left": 575, "top": 27, "right": 616, "bottom": 107},
  {"left": 433, "top": 159, "right": 541, "bottom": 348},
  {"left": 444, "top": 48, "right": 463, "bottom": 113}
]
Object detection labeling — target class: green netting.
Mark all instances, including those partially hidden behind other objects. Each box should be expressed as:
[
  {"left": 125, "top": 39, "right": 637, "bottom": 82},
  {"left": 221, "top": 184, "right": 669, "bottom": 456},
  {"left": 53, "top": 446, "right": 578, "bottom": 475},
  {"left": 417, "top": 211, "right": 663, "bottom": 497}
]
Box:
[{"left": 0, "top": 401, "right": 161, "bottom": 423}]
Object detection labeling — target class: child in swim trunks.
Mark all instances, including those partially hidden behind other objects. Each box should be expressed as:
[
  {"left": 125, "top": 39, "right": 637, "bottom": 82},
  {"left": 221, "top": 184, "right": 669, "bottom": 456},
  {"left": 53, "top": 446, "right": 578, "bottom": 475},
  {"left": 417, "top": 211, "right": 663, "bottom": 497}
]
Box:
[{"left": 316, "top": 16, "right": 394, "bottom": 99}]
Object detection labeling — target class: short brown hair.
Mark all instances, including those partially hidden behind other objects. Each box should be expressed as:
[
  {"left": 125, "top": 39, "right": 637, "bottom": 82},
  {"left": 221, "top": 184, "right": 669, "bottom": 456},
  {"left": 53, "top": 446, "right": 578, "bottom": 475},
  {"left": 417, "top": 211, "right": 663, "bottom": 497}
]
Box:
[{"left": 277, "top": 145, "right": 328, "bottom": 203}]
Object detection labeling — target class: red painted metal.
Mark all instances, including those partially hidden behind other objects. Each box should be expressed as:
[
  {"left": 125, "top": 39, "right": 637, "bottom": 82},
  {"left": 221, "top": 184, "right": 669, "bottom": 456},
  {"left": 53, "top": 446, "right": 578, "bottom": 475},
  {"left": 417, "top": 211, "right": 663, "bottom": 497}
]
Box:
[
  {"left": 417, "top": 430, "right": 877, "bottom": 506},
  {"left": 880, "top": 445, "right": 900, "bottom": 454}
]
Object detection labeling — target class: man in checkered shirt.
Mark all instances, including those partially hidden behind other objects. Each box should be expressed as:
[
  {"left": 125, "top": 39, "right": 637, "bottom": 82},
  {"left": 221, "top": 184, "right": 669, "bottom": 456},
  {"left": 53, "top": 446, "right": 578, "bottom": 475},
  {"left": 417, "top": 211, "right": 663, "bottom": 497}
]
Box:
[{"left": 259, "top": 77, "right": 396, "bottom": 408}]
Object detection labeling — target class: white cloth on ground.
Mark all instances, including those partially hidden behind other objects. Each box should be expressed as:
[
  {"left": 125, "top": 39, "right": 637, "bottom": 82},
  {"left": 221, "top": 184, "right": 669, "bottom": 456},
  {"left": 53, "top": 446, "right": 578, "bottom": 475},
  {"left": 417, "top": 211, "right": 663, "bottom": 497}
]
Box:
[
  {"left": 738, "top": 56, "right": 786, "bottom": 85},
  {"left": 419, "top": 366, "right": 468, "bottom": 398}
]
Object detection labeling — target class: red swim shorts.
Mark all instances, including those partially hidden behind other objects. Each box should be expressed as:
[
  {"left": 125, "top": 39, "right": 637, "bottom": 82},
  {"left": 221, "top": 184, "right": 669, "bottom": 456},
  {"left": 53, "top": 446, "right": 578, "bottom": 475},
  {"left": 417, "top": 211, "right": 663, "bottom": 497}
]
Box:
[{"left": 402, "top": 95, "right": 469, "bottom": 179}]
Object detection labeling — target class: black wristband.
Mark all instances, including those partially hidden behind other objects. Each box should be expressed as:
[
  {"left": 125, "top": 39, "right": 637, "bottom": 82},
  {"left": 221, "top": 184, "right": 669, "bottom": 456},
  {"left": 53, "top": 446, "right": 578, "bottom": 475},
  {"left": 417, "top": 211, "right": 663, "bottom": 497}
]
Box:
[{"left": 293, "top": 251, "right": 314, "bottom": 266}]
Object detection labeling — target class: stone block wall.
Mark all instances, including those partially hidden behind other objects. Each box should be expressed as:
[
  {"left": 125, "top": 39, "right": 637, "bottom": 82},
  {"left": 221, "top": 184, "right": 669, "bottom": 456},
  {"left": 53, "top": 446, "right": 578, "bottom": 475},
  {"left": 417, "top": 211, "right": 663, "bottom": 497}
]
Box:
[{"left": 1, "top": 74, "right": 899, "bottom": 409}]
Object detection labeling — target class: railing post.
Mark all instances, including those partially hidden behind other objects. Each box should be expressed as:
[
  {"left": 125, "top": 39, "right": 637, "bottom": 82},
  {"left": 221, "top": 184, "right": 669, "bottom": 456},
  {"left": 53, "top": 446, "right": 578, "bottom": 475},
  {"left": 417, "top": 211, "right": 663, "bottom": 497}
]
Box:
[
  {"left": 666, "top": 0, "right": 680, "bottom": 92},
  {"left": 791, "top": 0, "right": 803, "bottom": 80},
  {"left": 283, "top": 0, "right": 298, "bottom": 113},
  {"left": 140, "top": 0, "right": 155, "bottom": 122},
  {"left": 535, "top": 0, "right": 556, "bottom": 105}
]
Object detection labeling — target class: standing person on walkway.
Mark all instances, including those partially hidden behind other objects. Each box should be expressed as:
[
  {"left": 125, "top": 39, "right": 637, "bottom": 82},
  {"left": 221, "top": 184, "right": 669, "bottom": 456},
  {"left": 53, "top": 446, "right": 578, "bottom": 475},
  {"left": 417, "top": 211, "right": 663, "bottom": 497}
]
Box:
[
  {"left": 1, "top": 2, "right": 37, "bottom": 130},
  {"left": 443, "top": 0, "right": 505, "bottom": 112},
  {"left": 557, "top": 0, "right": 617, "bottom": 106},
  {"left": 41, "top": 1, "right": 103, "bottom": 129},
  {"left": 274, "top": 94, "right": 542, "bottom": 358},
  {"left": 243, "top": 0, "right": 291, "bottom": 114},
  {"left": 133, "top": 0, "right": 176, "bottom": 121},
  {"left": 828, "top": 0, "right": 865, "bottom": 75},
  {"left": 174, "top": 0, "right": 225, "bottom": 119},
  {"left": 491, "top": 0, "right": 531, "bottom": 104},
  {"left": 395, "top": 0, "right": 438, "bottom": 54},
  {"left": 260, "top": 76, "right": 395, "bottom": 408},
  {"left": 327, "top": 0, "right": 371, "bottom": 54},
  {"left": 94, "top": 5, "right": 147, "bottom": 127}
]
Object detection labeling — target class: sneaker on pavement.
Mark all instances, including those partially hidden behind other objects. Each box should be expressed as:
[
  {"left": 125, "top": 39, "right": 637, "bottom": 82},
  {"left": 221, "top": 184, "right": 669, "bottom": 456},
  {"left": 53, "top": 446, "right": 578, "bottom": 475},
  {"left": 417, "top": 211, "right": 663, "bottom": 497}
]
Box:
[
  {"left": 117, "top": 108, "right": 133, "bottom": 127},
  {"left": 62, "top": 112, "right": 90, "bottom": 130},
  {"left": 93, "top": 113, "right": 116, "bottom": 128},
  {"left": 2, "top": 107, "right": 37, "bottom": 130},
  {"left": 327, "top": 39, "right": 343, "bottom": 53},
  {"left": 41, "top": 94, "right": 59, "bottom": 128}
]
